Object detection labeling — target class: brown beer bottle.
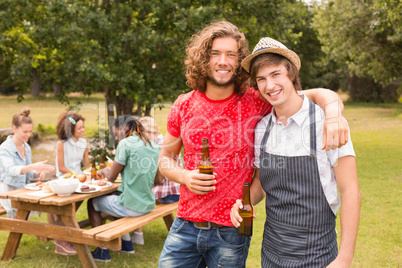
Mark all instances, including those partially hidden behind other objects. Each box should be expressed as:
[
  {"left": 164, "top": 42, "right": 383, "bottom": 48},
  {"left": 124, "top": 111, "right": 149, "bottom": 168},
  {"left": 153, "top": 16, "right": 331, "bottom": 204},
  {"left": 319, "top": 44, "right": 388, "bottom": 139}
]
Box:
[
  {"left": 99, "top": 154, "right": 106, "bottom": 170},
  {"left": 199, "top": 138, "right": 213, "bottom": 175},
  {"left": 238, "top": 182, "right": 253, "bottom": 237},
  {"left": 91, "top": 158, "right": 97, "bottom": 180}
]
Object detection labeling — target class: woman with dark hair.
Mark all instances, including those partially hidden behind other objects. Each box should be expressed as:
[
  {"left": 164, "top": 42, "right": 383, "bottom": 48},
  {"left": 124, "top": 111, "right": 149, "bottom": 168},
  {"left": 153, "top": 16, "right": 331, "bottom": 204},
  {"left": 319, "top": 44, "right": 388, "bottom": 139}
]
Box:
[
  {"left": 0, "top": 108, "right": 54, "bottom": 218},
  {"left": 52, "top": 111, "right": 90, "bottom": 256},
  {"left": 55, "top": 111, "right": 90, "bottom": 177},
  {"left": 87, "top": 115, "right": 160, "bottom": 262}
]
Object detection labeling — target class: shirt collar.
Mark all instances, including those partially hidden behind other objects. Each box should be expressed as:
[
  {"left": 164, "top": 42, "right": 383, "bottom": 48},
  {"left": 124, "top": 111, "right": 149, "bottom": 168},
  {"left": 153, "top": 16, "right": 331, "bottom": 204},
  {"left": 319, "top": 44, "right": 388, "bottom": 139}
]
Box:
[{"left": 271, "top": 95, "right": 310, "bottom": 127}]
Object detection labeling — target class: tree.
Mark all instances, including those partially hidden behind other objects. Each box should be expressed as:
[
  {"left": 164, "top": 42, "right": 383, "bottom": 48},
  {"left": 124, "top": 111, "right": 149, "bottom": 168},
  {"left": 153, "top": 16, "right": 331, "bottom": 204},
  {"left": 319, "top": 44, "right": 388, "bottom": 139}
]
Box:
[
  {"left": 312, "top": 0, "right": 402, "bottom": 102},
  {"left": 1, "top": 0, "right": 295, "bottom": 111}
]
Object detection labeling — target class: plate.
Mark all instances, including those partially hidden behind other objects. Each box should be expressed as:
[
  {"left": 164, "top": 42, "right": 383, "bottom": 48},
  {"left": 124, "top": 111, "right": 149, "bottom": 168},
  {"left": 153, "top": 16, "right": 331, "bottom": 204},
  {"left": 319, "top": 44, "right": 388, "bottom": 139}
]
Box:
[
  {"left": 25, "top": 183, "right": 42, "bottom": 191},
  {"left": 75, "top": 184, "right": 101, "bottom": 194},
  {"left": 83, "top": 181, "right": 113, "bottom": 189}
]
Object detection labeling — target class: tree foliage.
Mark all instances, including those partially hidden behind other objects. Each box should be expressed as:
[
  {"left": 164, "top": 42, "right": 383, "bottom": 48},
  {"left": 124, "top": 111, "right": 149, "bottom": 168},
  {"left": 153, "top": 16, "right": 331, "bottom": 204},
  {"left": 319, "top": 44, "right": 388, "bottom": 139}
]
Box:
[
  {"left": 1, "top": 0, "right": 300, "bottom": 113},
  {"left": 312, "top": 0, "right": 402, "bottom": 101}
]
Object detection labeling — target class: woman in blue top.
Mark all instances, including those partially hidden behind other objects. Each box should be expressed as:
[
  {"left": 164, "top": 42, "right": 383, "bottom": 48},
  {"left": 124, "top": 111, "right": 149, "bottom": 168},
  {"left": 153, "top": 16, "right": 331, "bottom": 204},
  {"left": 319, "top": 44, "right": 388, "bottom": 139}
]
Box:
[
  {"left": 0, "top": 108, "right": 54, "bottom": 218},
  {"left": 87, "top": 115, "right": 160, "bottom": 262}
]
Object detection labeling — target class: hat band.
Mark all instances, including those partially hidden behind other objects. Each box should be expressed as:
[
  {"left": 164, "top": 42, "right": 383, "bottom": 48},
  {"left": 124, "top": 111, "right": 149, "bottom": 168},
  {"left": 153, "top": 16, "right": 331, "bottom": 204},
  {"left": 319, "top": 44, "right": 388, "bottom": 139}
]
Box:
[{"left": 253, "top": 47, "right": 278, "bottom": 54}]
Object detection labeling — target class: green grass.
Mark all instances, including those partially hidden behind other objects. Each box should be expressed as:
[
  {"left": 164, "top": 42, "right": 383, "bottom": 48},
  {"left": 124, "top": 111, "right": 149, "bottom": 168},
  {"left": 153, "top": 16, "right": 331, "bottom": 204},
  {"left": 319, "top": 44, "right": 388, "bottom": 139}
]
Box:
[
  {"left": 0, "top": 94, "right": 106, "bottom": 135},
  {"left": 0, "top": 96, "right": 401, "bottom": 267},
  {"left": 0, "top": 93, "right": 173, "bottom": 137}
]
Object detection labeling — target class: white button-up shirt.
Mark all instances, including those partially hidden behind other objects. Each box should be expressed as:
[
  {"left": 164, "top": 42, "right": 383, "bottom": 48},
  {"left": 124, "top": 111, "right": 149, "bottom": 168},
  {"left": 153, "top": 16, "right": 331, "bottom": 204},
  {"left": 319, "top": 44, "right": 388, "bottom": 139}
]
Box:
[{"left": 254, "top": 96, "right": 355, "bottom": 215}]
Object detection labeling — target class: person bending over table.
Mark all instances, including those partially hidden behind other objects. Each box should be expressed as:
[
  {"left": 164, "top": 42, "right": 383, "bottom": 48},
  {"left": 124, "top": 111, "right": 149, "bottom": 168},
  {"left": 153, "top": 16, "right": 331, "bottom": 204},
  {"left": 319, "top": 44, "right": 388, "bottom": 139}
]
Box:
[
  {"left": 87, "top": 115, "right": 160, "bottom": 262},
  {"left": 128, "top": 116, "right": 181, "bottom": 246}
]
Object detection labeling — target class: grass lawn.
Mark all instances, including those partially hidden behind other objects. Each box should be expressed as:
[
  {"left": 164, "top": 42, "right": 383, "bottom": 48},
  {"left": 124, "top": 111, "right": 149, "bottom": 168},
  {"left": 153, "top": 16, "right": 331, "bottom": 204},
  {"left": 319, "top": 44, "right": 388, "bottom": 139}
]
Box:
[{"left": 0, "top": 94, "right": 401, "bottom": 267}]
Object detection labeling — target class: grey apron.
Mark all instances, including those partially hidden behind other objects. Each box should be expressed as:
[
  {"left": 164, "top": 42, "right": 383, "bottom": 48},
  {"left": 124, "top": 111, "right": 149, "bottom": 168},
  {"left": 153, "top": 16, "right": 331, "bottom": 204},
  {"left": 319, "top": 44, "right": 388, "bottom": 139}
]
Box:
[{"left": 259, "top": 100, "right": 338, "bottom": 267}]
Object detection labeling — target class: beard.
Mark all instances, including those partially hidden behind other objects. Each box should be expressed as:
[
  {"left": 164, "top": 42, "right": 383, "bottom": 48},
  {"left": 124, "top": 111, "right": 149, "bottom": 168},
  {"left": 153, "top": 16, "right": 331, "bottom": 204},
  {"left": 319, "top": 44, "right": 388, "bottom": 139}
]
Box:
[{"left": 207, "top": 74, "right": 235, "bottom": 88}]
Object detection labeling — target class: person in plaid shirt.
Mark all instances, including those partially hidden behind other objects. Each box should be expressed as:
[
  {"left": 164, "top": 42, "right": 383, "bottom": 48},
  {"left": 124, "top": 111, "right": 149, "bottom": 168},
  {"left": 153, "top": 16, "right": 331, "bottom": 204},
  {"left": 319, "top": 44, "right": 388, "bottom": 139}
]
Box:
[{"left": 140, "top": 116, "right": 181, "bottom": 204}]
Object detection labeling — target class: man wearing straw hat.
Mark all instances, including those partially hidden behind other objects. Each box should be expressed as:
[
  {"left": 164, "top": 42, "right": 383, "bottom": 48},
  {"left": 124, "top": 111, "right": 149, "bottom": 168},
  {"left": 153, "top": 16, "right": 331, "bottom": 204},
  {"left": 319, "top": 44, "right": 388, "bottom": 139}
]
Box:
[
  {"left": 158, "top": 21, "right": 349, "bottom": 268},
  {"left": 230, "top": 37, "right": 360, "bottom": 267}
]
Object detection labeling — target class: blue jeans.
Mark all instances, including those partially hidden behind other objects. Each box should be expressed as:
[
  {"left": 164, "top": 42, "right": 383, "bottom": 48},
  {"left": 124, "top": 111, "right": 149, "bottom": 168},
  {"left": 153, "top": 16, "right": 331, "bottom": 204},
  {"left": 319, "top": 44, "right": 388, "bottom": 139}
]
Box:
[
  {"left": 158, "top": 194, "right": 180, "bottom": 204},
  {"left": 159, "top": 218, "right": 251, "bottom": 268}
]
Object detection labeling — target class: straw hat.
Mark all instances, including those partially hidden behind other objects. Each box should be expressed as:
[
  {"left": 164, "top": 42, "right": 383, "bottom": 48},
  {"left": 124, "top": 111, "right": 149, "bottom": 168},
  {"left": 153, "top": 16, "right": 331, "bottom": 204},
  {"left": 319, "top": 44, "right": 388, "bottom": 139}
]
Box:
[{"left": 241, "top": 37, "right": 301, "bottom": 73}]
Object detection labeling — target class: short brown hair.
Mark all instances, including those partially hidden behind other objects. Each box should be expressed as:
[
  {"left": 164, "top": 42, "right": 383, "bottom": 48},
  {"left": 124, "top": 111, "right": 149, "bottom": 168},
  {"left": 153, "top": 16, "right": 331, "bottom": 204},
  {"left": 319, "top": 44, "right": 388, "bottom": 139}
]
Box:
[
  {"left": 12, "top": 108, "right": 33, "bottom": 128},
  {"left": 185, "top": 21, "right": 249, "bottom": 94},
  {"left": 249, "top": 53, "right": 302, "bottom": 92}
]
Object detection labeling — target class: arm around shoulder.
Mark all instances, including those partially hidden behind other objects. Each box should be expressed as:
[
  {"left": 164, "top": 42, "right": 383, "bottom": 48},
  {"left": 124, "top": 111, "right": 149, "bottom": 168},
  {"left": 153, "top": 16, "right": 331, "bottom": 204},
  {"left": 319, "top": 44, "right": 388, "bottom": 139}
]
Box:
[{"left": 302, "top": 88, "right": 349, "bottom": 150}]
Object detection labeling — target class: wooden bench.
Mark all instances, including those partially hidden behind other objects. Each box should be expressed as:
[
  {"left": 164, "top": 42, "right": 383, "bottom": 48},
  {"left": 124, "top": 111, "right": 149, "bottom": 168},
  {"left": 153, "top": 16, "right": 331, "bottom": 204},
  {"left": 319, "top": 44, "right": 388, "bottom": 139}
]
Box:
[
  {"left": 0, "top": 204, "right": 6, "bottom": 216},
  {"left": 82, "top": 202, "right": 178, "bottom": 242}
]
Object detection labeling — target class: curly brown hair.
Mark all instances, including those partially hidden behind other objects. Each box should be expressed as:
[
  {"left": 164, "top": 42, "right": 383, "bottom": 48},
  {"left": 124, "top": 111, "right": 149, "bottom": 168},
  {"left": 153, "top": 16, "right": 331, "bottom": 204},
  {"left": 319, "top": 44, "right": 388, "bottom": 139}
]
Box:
[
  {"left": 56, "top": 111, "right": 85, "bottom": 141},
  {"left": 185, "top": 21, "right": 250, "bottom": 94}
]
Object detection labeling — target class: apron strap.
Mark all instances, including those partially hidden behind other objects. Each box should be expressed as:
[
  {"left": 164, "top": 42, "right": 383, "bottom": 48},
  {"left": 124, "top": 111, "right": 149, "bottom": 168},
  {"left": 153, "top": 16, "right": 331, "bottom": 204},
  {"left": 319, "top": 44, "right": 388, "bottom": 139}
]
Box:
[
  {"left": 260, "top": 99, "right": 317, "bottom": 156},
  {"left": 309, "top": 99, "right": 317, "bottom": 157},
  {"left": 260, "top": 116, "right": 273, "bottom": 154}
]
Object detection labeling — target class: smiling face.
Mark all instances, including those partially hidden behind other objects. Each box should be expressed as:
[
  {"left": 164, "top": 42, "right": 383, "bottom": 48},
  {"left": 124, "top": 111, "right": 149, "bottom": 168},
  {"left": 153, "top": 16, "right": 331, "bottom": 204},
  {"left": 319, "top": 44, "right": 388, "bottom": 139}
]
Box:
[
  {"left": 206, "top": 37, "right": 238, "bottom": 90},
  {"left": 12, "top": 123, "right": 33, "bottom": 143},
  {"left": 73, "top": 120, "right": 85, "bottom": 139},
  {"left": 255, "top": 63, "right": 299, "bottom": 110}
]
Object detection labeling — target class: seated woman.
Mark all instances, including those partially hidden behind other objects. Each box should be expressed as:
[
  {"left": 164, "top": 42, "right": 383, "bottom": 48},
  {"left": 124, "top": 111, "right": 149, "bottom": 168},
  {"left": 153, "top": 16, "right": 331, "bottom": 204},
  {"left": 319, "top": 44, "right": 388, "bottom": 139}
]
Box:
[
  {"left": 55, "top": 111, "right": 90, "bottom": 177},
  {"left": 87, "top": 115, "right": 160, "bottom": 262},
  {"left": 50, "top": 111, "right": 90, "bottom": 256},
  {"left": 0, "top": 108, "right": 54, "bottom": 218}
]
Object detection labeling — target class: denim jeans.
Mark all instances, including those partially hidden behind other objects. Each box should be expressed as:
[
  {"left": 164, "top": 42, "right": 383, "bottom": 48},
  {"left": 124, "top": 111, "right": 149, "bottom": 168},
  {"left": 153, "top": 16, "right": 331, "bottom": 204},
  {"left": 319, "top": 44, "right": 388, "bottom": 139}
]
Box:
[
  {"left": 159, "top": 218, "right": 251, "bottom": 268},
  {"left": 158, "top": 194, "right": 180, "bottom": 204}
]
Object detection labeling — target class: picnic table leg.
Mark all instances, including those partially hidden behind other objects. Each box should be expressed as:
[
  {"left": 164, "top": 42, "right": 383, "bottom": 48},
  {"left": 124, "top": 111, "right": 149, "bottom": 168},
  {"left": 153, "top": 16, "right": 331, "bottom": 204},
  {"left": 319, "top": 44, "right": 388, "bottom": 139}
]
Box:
[
  {"left": 162, "top": 213, "right": 175, "bottom": 231},
  {"left": 1, "top": 208, "right": 30, "bottom": 261},
  {"left": 60, "top": 215, "right": 97, "bottom": 268}
]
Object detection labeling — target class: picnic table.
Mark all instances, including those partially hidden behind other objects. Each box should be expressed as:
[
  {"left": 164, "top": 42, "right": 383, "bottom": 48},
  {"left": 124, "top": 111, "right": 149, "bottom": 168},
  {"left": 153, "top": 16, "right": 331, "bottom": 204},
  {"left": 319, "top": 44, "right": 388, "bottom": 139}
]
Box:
[{"left": 0, "top": 182, "right": 122, "bottom": 267}]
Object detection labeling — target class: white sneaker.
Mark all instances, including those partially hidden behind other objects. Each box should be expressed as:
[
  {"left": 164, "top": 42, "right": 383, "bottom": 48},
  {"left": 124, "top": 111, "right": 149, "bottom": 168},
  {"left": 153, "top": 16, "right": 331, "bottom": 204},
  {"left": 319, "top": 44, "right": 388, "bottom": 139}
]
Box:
[{"left": 131, "top": 232, "right": 144, "bottom": 245}]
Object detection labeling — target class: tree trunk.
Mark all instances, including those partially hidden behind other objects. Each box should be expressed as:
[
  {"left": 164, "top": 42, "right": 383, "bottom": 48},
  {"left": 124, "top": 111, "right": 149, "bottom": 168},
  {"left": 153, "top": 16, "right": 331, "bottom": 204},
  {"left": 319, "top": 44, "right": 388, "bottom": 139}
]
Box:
[
  {"left": 348, "top": 75, "right": 382, "bottom": 102},
  {"left": 115, "top": 94, "right": 135, "bottom": 115},
  {"left": 52, "top": 82, "right": 61, "bottom": 95},
  {"left": 145, "top": 105, "right": 151, "bottom": 116},
  {"left": 133, "top": 101, "right": 143, "bottom": 116},
  {"left": 31, "top": 69, "right": 40, "bottom": 96},
  {"left": 104, "top": 85, "right": 116, "bottom": 148}
]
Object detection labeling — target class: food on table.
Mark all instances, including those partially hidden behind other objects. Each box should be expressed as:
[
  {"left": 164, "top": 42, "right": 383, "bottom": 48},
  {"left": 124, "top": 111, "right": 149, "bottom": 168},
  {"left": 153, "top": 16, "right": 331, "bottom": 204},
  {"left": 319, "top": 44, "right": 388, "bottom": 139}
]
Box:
[
  {"left": 97, "top": 180, "right": 107, "bottom": 186},
  {"left": 42, "top": 183, "right": 52, "bottom": 193},
  {"left": 80, "top": 185, "right": 96, "bottom": 192},
  {"left": 63, "top": 171, "right": 76, "bottom": 179},
  {"left": 77, "top": 174, "right": 87, "bottom": 182}
]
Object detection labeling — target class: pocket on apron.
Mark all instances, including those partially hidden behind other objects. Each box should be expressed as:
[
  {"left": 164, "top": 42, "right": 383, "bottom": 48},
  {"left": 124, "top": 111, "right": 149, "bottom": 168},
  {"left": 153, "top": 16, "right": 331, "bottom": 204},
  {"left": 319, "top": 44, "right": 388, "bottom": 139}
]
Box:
[{"left": 263, "top": 218, "right": 308, "bottom": 262}]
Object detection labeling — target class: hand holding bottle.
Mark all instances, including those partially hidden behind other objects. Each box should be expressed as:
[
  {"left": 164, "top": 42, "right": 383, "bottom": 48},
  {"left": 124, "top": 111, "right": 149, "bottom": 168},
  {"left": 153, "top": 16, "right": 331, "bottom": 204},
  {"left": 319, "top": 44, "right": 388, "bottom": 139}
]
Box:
[
  {"left": 182, "top": 169, "right": 217, "bottom": 195},
  {"left": 230, "top": 183, "right": 256, "bottom": 236}
]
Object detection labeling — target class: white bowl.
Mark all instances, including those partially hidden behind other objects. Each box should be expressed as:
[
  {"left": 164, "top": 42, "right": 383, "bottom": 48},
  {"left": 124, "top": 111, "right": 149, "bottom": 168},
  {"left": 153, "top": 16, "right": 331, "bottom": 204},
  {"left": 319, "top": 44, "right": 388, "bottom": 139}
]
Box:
[{"left": 49, "top": 178, "right": 80, "bottom": 197}]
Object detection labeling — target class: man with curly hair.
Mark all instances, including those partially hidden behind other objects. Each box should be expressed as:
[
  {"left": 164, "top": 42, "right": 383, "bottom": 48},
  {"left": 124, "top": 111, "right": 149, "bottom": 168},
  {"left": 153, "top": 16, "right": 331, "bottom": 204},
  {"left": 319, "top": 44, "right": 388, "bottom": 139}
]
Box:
[{"left": 158, "top": 21, "right": 348, "bottom": 267}]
